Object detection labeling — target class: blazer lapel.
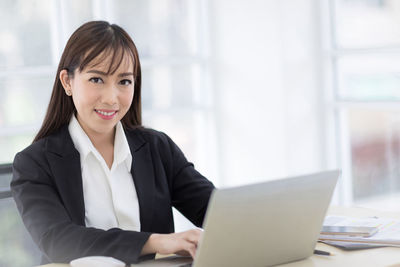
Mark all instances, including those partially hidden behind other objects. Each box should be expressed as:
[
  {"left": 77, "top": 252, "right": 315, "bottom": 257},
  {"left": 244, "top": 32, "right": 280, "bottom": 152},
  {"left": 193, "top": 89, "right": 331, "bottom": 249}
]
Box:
[
  {"left": 126, "top": 129, "right": 155, "bottom": 232},
  {"left": 44, "top": 125, "right": 86, "bottom": 226},
  {"left": 42, "top": 126, "right": 156, "bottom": 231}
]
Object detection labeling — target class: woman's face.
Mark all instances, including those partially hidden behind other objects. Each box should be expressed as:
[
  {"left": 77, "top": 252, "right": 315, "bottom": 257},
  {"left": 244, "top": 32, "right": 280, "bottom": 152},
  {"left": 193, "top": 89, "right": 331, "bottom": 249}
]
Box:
[{"left": 61, "top": 52, "right": 134, "bottom": 140}]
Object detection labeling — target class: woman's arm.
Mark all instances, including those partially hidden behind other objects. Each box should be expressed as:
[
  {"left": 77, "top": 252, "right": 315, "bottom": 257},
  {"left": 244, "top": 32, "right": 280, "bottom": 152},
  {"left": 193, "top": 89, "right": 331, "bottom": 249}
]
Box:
[
  {"left": 137, "top": 130, "right": 215, "bottom": 258},
  {"left": 162, "top": 133, "right": 216, "bottom": 227},
  {"left": 11, "top": 150, "right": 151, "bottom": 264}
]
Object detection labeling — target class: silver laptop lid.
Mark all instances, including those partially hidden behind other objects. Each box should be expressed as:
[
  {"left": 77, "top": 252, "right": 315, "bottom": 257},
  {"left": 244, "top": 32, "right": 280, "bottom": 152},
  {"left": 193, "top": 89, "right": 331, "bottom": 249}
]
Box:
[{"left": 193, "top": 170, "right": 340, "bottom": 267}]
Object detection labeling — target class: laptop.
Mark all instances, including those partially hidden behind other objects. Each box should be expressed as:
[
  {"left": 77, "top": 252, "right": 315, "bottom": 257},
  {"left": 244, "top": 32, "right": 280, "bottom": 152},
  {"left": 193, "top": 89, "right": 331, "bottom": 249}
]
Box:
[{"left": 139, "top": 170, "right": 340, "bottom": 267}]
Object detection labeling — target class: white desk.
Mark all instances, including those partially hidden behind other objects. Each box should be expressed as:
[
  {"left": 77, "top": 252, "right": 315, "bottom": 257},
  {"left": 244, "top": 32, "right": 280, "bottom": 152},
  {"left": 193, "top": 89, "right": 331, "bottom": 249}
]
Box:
[
  {"left": 277, "top": 206, "right": 400, "bottom": 267},
  {"left": 38, "top": 206, "right": 400, "bottom": 267}
]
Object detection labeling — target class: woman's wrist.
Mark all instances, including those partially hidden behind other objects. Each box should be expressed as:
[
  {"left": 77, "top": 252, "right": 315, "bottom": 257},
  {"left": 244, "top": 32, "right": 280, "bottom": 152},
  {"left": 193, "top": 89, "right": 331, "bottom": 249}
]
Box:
[
  {"left": 141, "top": 233, "right": 162, "bottom": 255},
  {"left": 141, "top": 229, "right": 201, "bottom": 258}
]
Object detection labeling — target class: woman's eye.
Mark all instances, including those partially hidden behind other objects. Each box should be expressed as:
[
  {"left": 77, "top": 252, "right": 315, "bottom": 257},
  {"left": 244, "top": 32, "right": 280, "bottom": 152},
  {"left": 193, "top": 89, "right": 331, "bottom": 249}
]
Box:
[
  {"left": 119, "top": 79, "right": 132, "bottom": 86},
  {"left": 89, "top": 77, "right": 103, "bottom": 84}
]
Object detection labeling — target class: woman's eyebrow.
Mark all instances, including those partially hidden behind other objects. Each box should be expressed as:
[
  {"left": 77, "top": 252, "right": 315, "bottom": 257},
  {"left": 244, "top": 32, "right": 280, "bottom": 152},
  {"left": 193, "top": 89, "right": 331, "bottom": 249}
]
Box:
[
  {"left": 86, "top": 70, "right": 107, "bottom": 75},
  {"left": 118, "top": 72, "right": 134, "bottom": 77},
  {"left": 86, "top": 70, "right": 133, "bottom": 77}
]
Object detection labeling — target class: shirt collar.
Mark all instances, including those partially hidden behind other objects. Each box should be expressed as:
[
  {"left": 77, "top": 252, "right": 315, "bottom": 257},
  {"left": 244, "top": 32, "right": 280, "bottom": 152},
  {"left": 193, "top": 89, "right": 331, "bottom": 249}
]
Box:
[
  {"left": 114, "top": 119, "right": 132, "bottom": 171},
  {"left": 68, "top": 115, "right": 132, "bottom": 171},
  {"left": 68, "top": 115, "right": 94, "bottom": 167}
]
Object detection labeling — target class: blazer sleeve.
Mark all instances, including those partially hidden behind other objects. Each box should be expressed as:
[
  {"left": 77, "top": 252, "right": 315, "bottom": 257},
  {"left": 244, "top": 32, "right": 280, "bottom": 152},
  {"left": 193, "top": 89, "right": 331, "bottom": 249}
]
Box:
[
  {"left": 157, "top": 132, "right": 215, "bottom": 227},
  {"left": 11, "top": 149, "right": 152, "bottom": 264}
]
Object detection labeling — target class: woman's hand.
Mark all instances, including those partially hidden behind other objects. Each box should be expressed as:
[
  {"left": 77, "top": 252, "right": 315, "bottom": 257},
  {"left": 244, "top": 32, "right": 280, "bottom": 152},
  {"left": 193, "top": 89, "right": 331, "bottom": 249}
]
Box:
[{"left": 141, "top": 229, "right": 203, "bottom": 258}]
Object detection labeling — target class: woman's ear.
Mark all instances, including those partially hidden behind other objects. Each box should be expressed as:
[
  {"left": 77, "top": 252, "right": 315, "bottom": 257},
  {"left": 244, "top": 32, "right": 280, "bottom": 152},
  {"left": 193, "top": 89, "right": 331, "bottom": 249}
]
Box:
[{"left": 59, "top": 69, "right": 73, "bottom": 96}]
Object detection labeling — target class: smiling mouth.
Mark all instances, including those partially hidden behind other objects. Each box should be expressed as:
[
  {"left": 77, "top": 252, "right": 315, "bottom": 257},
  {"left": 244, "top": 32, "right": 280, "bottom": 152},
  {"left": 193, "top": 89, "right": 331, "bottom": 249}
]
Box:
[
  {"left": 94, "top": 109, "right": 118, "bottom": 119},
  {"left": 95, "top": 109, "right": 117, "bottom": 116}
]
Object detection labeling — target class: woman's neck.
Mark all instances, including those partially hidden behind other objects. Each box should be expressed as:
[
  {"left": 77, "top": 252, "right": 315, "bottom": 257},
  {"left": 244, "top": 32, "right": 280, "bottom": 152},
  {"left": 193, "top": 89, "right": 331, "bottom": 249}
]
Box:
[
  {"left": 75, "top": 116, "right": 115, "bottom": 149},
  {"left": 88, "top": 129, "right": 115, "bottom": 149},
  {"left": 85, "top": 128, "right": 115, "bottom": 169},
  {"left": 75, "top": 116, "right": 116, "bottom": 169}
]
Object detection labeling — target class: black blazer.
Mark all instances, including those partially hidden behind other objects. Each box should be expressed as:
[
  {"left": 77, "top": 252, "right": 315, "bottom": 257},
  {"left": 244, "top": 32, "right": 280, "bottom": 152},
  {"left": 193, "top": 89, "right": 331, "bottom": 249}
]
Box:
[{"left": 10, "top": 125, "right": 215, "bottom": 264}]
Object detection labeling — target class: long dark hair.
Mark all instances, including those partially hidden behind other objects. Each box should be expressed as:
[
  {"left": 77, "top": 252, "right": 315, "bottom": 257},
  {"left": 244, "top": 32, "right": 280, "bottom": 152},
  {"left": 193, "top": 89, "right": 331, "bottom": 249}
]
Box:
[{"left": 33, "top": 21, "right": 142, "bottom": 142}]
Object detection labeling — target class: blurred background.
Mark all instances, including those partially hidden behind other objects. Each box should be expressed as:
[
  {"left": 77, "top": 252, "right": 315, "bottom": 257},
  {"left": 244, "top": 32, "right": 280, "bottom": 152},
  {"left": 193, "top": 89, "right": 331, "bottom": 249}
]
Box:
[{"left": 1, "top": 0, "right": 400, "bottom": 266}]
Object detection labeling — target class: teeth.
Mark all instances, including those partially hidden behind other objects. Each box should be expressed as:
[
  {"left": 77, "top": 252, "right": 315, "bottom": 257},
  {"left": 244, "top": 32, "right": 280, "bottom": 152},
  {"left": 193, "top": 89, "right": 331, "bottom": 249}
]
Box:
[{"left": 96, "top": 110, "right": 116, "bottom": 116}]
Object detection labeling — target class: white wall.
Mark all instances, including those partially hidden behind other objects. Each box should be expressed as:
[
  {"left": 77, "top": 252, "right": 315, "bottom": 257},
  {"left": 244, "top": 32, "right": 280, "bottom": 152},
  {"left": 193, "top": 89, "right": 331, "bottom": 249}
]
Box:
[{"left": 209, "top": 0, "right": 325, "bottom": 187}]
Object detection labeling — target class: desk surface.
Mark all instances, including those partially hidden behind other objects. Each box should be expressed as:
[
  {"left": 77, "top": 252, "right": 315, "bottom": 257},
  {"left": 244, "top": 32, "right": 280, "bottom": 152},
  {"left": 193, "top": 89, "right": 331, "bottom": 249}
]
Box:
[{"left": 38, "top": 206, "right": 400, "bottom": 267}]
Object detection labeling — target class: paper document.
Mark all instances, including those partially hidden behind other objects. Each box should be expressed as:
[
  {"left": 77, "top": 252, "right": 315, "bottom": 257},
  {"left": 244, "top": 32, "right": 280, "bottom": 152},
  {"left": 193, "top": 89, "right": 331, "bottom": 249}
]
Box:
[
  {"left": 319, "top": 216, "right": 400, "bottom": 247},
  {"left": 321, "top": 240, "right": 385, "bottom": 250}
]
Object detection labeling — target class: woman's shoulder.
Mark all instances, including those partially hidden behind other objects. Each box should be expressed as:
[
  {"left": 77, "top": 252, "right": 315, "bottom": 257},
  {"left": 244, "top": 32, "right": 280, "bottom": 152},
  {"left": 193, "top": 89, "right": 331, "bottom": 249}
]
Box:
[
  {"left": 13, "top": 137, "right": 50, "bottom": 175},
  {"left": 124, "top": 126, "right": 180, "bottom": 156},
  {"left": 125, "top": 126, "right": 172, "bottom": 144},
  {"left": 15, "top": 125, "right": 72, "bottom": 160},
  {"left": 17, "top": 137, "right": 47, "bottom": 158}
]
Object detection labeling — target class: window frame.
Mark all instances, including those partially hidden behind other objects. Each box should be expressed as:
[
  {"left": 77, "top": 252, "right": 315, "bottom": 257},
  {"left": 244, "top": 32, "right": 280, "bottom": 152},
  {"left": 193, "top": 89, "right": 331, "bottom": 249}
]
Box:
[{"left": 324, "top": 0, "right": 400, "bottom": 205}]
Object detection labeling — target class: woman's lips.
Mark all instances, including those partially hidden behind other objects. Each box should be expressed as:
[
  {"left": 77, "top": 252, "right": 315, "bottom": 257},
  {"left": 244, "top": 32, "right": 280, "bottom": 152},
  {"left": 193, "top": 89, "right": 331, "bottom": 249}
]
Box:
[{"left": 94, "top": 109, "right": 118, "bottom": 120}]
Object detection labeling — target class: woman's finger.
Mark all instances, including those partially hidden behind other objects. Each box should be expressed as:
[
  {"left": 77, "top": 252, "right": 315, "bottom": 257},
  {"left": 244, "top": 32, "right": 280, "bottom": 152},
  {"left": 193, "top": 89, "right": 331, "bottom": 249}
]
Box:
[
  {"left": 176, "top": 250, "right": 191, "bottom": 257},
  {"left": 185, "top": 242, "right": 197, "bottom": 258},
  {"left": 183, "top": 229, "right": 202, "bottom": 244}
]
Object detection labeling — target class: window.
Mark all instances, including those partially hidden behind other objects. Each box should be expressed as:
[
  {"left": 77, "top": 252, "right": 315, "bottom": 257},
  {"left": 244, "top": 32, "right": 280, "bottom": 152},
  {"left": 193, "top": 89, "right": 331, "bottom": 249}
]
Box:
[
  {"left": 326, "top": 0, "right": 400, "bottom": 207},
  {"left": 0, "top": 0, "right": 216, "bottom": 265},
  {"left": 0, "top": 0, "right": 217, "bottom": 179}
]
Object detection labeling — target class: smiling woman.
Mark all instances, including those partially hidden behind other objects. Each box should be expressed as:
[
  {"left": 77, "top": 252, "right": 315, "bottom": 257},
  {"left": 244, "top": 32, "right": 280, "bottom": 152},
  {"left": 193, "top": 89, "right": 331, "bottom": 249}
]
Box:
[
  {"left": 59, "top": 49, "right": 135, "bottom": 168},
  {"left": 10, "top": 21, "right": 215, "bottom": 265},
  {"left": 34, "top": 21, "right": 142, "bottom": 143}
]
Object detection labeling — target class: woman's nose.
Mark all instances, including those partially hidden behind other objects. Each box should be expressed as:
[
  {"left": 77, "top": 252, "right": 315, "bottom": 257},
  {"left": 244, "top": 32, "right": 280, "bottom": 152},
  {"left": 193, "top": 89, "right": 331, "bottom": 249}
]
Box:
[{"left": 101, "top": 86, "right": 118, "bottom": 105}]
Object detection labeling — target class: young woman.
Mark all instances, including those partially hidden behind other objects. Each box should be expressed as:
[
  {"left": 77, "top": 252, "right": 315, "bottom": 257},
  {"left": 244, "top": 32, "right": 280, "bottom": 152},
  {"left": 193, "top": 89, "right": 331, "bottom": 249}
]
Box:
[{"left": 11, "top": 21, "right": 215, "bottom": 265}]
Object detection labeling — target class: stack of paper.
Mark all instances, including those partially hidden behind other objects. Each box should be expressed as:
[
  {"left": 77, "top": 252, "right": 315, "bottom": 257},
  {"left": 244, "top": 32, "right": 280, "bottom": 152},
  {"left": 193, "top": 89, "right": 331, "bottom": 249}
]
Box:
[{"left": 319, "top": 216, "right": 400, "bottom": 248}]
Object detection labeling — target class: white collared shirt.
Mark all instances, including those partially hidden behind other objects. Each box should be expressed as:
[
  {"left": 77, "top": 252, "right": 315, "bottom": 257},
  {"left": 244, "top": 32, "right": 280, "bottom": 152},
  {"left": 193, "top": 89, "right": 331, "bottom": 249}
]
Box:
[{"left": 68, "top": 115, "right": 141, "bottom": 231}]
